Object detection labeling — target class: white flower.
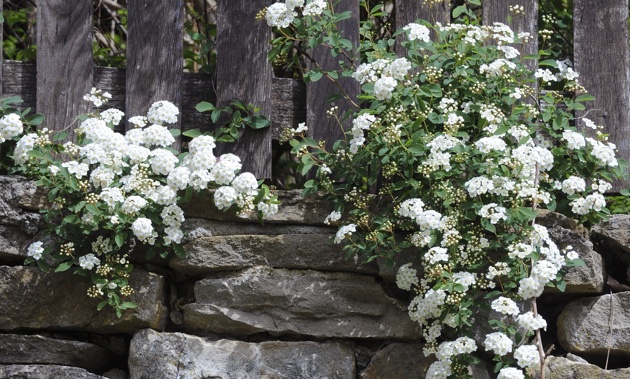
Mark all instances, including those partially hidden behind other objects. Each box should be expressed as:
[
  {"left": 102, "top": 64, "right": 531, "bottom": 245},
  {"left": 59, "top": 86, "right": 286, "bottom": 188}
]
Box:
[
  {"left": 398, "top": 198, "right": 425, "bottom": 219},
  {"left": 478, "top": 203, "right": 508, "bottom": 224},
  {"left": 79, "top": 253, "right": 101, "bottom": 270},
  {"left": 302, "top": 0, "right": 326, "bottom": 16},
  {"left": 147, "top": 101, "right": 179, "bottom": 125},
  {"left": 561, "top": 176, "right": 586, "bottom": 195},
  {"left": 149, "top": 148, "right": 178, "bottom": 176},
  {"left": 121, "top": 196, "right": 148, "bottom": 214},
  {"left": 425, "top": 360, "right": 452, "bottom": 379},
  {"left": 131, "top": 217, "right": 157, "bottom": 244},
  {"left": 403, "top": 23, "right": 430, "bottom": 42},
  {"left": 27, "top": 241, "right": 44, "bottom": 260},
  {"left": 167, "top": 166, "right": 191, "bottom": 191},
  {"left": 142, "top": 124, "right": 175, "bottom": 147},
  {"left": 497, "top": 367, "right": 525, "bottom": 379},
  {"left": 517, "top": 311, "right": 547, "bottom": 332},
  {"left": 266, "top": 3, "right": 295, "bottom": 27},
  {"left": 385, "top": 58, "right": 412, "bottom": 80},
  {"left": 324, "top": 211, "right": 342, "bottom": 225},
  {"left": 214, "top": 186, "right": 238, "bottom": 210},
  {"left": 210, "top": 154, "right": 242, "bottom": 185},
  {"left": 484, "top": 332, "right": 513, "bottom": 355},
  {"left": 100, "top": 108, "right": 125, "bottom": 126},
  {"left": 0, "top": 113, "right": 23, "bottom": 143},
  {"left": 334, "top": 224, "right": 357, "bottom": 244},
  {"left": 374, "top": 76, "right": 397, "bottom": 100},
  {"left": 562, "top": 130, "right": 586, "bottom": 150},
  {"left": 582, "top": 117, "right": 597, "bottom": 129},
  {"left": 396, "top": 263, "right": 418, "bottom": 291},
  {"left": 285, "top": 0, "right": 304, "bottom": 9},
  {"left": 491, "top": 296, "right": 520, "bottom": 316},
  {"left": 128, "top": 116, "right": 148, "bottom": 128},
  {"left": 535, "top": 68, "right": 557, "bottom": 82},
  {"left": 231, "top": 172, "right": 258, "bottom": 195},
  {"left": 514, "top": 345, "right": 540, "bottom": 369},
  {"left": 475, "top": 136, "right": 507, "bottom": 154},
  {"left": 13, "top": 133, "right": 37, "bottom": 165}
]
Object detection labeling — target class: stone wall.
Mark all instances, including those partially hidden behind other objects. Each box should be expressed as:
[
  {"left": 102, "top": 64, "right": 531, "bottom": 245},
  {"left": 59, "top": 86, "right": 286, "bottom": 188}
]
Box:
[{"left": 1, "top": 175, "right": 630, "bottom": 378}]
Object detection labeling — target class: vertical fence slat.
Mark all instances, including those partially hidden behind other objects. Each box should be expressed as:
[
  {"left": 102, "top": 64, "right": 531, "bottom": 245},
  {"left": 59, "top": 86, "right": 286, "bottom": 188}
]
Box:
[
  {"left": 36, "top": 0, "right": 93, "bottom": 139},
  {"left": 395, "top": 1, "right": 450, "bottom": 29},
  {"left": 395, "top": 1, "right": 450, "bottom": 55},
  {"left": 126, "top": 0, "right": 184, "bottom": 149},
  {"left": 483, "top": 0, "right": 538, "bottom": 73},
  {"left": 574, "top": 0, "right": 630, "bottom": 191},
  {"left": 215, "top": 0, "right": 273, "bottom": 178},
  {"left": 1, "top": 0, "right": 3, "bottom": 99},
  {"left": 306, "top": 2, "right": 360, "bottom": 149}
]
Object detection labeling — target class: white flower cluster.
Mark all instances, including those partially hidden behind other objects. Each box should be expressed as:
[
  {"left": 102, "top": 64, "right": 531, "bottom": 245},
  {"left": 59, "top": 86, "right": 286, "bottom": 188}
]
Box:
[
  {"left": 14, "top": 95, "right": 278, "bottom": 267},
  {"left": 352, "top": 57, "right": 412, "bottom": 101},
  {"left": 403, "top": 23, "right": 430, "bottom": 42},
  {"left": 0, "top": 113, "right": 23, "bottom": 143},
  {"left": 349, "top": 113, "right": 377, "bottom": 154},
  {"left": 27, "top": 241, "right": 44, "bottom": 260},
  {"left": 396, "top": 263, "right": 418, "bottom": 291},
  {"left": 266, "top": 0, "right": 326, "bottom": 28}
]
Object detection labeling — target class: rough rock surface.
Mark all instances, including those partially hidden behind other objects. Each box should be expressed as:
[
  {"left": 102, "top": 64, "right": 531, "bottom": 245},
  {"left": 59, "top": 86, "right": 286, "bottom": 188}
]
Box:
[
  {"left": 0, "top": 225, "right": 30, "bottom": 263},
  {"left": 181, "top": 190, "right": 331, "bottom": 225},
  {"left": 547, "top": 225, "right": 605, "bottom": 294},
  {"left": 182, "top": 218, "right": 335, "bottom": 240},
  {"left": 170, "top": 234, "right": 377, "bottom": 276},
  {"left": 0, "top": 365, "right": 106, "bottom": 378},
  {"left": 360, "top": 343, "right": 432, "bottom": 379},
  {"left": 0, "top": 266, "right": 167, "bottom": 333},
  {"left": 0, "top": 176, "right": 42, "bottom": 234},
  {"left": 557, "top": 292, "right": 630, "bottom": 356},
  {"left": 540, "top": 356, "right": 630, "bottom": 378},
  {"left": 183, "top": 266, "right": 419, "bottom": 339},
  {"left": 0, "top": 334, "right": 113, "bottom": 372},
  {"left": 128, "top": 329, "right": 355, "bottom": 379},
  {"left": 592, "top": 214, "right": 630, "bottom": 258}
]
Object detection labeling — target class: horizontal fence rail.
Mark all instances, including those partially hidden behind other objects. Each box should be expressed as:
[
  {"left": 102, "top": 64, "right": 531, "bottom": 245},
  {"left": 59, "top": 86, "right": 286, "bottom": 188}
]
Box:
[{"left": 0, "top": 0, "right": 628, "bottom": 188}]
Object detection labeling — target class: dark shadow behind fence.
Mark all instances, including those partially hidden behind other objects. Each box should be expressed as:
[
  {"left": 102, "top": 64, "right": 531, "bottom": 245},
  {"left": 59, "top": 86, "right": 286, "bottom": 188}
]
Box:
[{"left": 1, "top": 0, "right": 628, "bottom": 189}]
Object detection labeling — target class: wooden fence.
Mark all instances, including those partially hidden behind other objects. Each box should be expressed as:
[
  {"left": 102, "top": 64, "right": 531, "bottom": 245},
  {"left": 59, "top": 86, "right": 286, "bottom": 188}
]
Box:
[{"left": 1, "top": 0, "right": 629, "bottom": 189}]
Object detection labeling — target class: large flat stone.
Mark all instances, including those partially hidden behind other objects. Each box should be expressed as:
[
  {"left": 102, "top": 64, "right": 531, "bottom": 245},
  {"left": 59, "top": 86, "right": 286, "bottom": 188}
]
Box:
[
  {"left": 0, "top": 266, "right": 167, "bottom": 333},
  {"left": 557, "top": 292, "right": 630, "bottom": 356},
  {"left": 183, "top": 266, "right": 420, "bottom": 339},
  {"left": 128, "top": 329, "right": 355, "bottom": 379},
  {"left": 540, "top": 356, "right": 630, "bottom": 378},
  {"left": 0, "top": 365, "right": 106, "bottom": 378},
  {"left": 170, "top": 234, "right": 377, "bottom": 276},
  {"left": 0, "top": 334, "right": 114, "bottom": 372},
  {"left": 360, "top": 343, "right": 432, "bottom": 379},
  {"left": 182, "top": 218, "right": 334, "bottom": 241},
  {"left": 546, "top": 225, "right": 605, "bottom": 294},
  {"left": 181, "top": 190, "right": 331, "bottom": 225},
  {"left": 592, "top": 214, "right": 630, "bottom": 258}
]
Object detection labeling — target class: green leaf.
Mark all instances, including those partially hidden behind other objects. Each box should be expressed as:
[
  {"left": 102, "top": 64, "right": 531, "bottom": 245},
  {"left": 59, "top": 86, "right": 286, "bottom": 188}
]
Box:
[
  {"left": 539, "top": 59, "right": 558, "bottom": 68},
  {"left": 556, "top": 280, "right": 567, "bottom": 292},
  {"left": 120, "top": 301, "right": 138, "bottom": 309},
  {"left": 27, "top": 113, "right": 45, "bottom": 126},
  {"left": 249, "top": 116, "right": 270, "bottom": 129},
  {"left": 309, "top": 70, "right": 324, "bottom": 82},
  {"left": 27, "top": 150, "right": 47, "bottom": 160},
  {"left": 195, "top": 101, "right": 216, "bottom": 112},
  {"left": 115, "top": 234, "right": 124, "bottom": 248},
  {"left": 452, "top": 5, "right": 467, "bottom": 18},
  {"left": 183, "top": 129, "right": 202, "bottom": 138},
  {"left": 621, "top": 189, "right": 630, "bottom": 197},
  {"left": 55, "top": 262, "right": 73, "bottom": 272},
  {"left": 575, "top": 94, "right": 596, "bottom": 102},
  {"left": 97, "top": 301, "right": 108, "bottom": 311},
  {"left": 86, "top": 204, "right": 102, "bottom": 215},
  {"left": 170, "top": 128, "right": 181, "bottom": 137}
]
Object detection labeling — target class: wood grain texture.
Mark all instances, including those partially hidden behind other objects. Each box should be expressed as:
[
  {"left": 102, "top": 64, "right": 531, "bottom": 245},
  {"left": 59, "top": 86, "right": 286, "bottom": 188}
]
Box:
[
  {"left": 126, "top": 0, "right": 184, "bottom": 148},
  {"left": 1, "top": 1, "right": 3, "bottom": 99},
  {"left": 36, "top": 0, "right": 93, "bottom": 140},
  {"left": 483, "top": 0, "right": 538, "bottom": 73},
  {"left": 2, "top": 62, "right": 304, "bottom": 143},
  {"left": 306, "top": 1, "right": 360, "bottom": 150},
  {"left": 574, "top": 0, "right": 630, "bottom": 190},
  {"left": 395, "top": 0, "right": 450, "bottom": 54},
  {"left": 215, "top": 0, "right": 274, "bottom": 178}
]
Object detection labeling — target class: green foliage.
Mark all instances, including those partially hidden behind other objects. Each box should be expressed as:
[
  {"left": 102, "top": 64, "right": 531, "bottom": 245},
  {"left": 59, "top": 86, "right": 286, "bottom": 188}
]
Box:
[{"left": 184, "top": 100, "right": 270, "bottom": 143}]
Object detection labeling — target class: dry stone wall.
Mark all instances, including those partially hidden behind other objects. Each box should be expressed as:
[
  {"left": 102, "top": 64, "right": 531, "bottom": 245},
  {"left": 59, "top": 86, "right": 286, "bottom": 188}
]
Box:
[{"left": 1, "top": 175, "right": 630, "bottom": 378}]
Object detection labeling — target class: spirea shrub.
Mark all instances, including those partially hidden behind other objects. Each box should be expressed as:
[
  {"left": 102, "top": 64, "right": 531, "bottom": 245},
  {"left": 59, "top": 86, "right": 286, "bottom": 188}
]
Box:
[
  {"left": 0, "top": 91, "right": 278, "bottom": 316},
  {"left": 264, "top": 1, "right": 625, "bottom": 378}
]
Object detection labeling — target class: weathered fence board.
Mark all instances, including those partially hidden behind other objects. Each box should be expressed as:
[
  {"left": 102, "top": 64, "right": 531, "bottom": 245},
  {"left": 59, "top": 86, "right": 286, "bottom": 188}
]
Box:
[
  {"left": 0, "top": 1, "right": 3, "bottom": 99},
  {"left": 126, "top": 0, "right": 184, "bottom": 148},
  {"left": 395, "top": 0, "right": 450, "bottom": 55},
  {"left": 483, "top": 0, "right": 539, "bottom": 86},
  {"left": 36, "top": 0, "right": 93, "bottom": 141},
  {"left": 215, "top": 0, "right": 273, "bottom": 178},
  {"left": 574, "top": 0, "right": 630, "bottom": 190},
  {"left": 306, "top": 1, "right": 360, "bottom": 149}
]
